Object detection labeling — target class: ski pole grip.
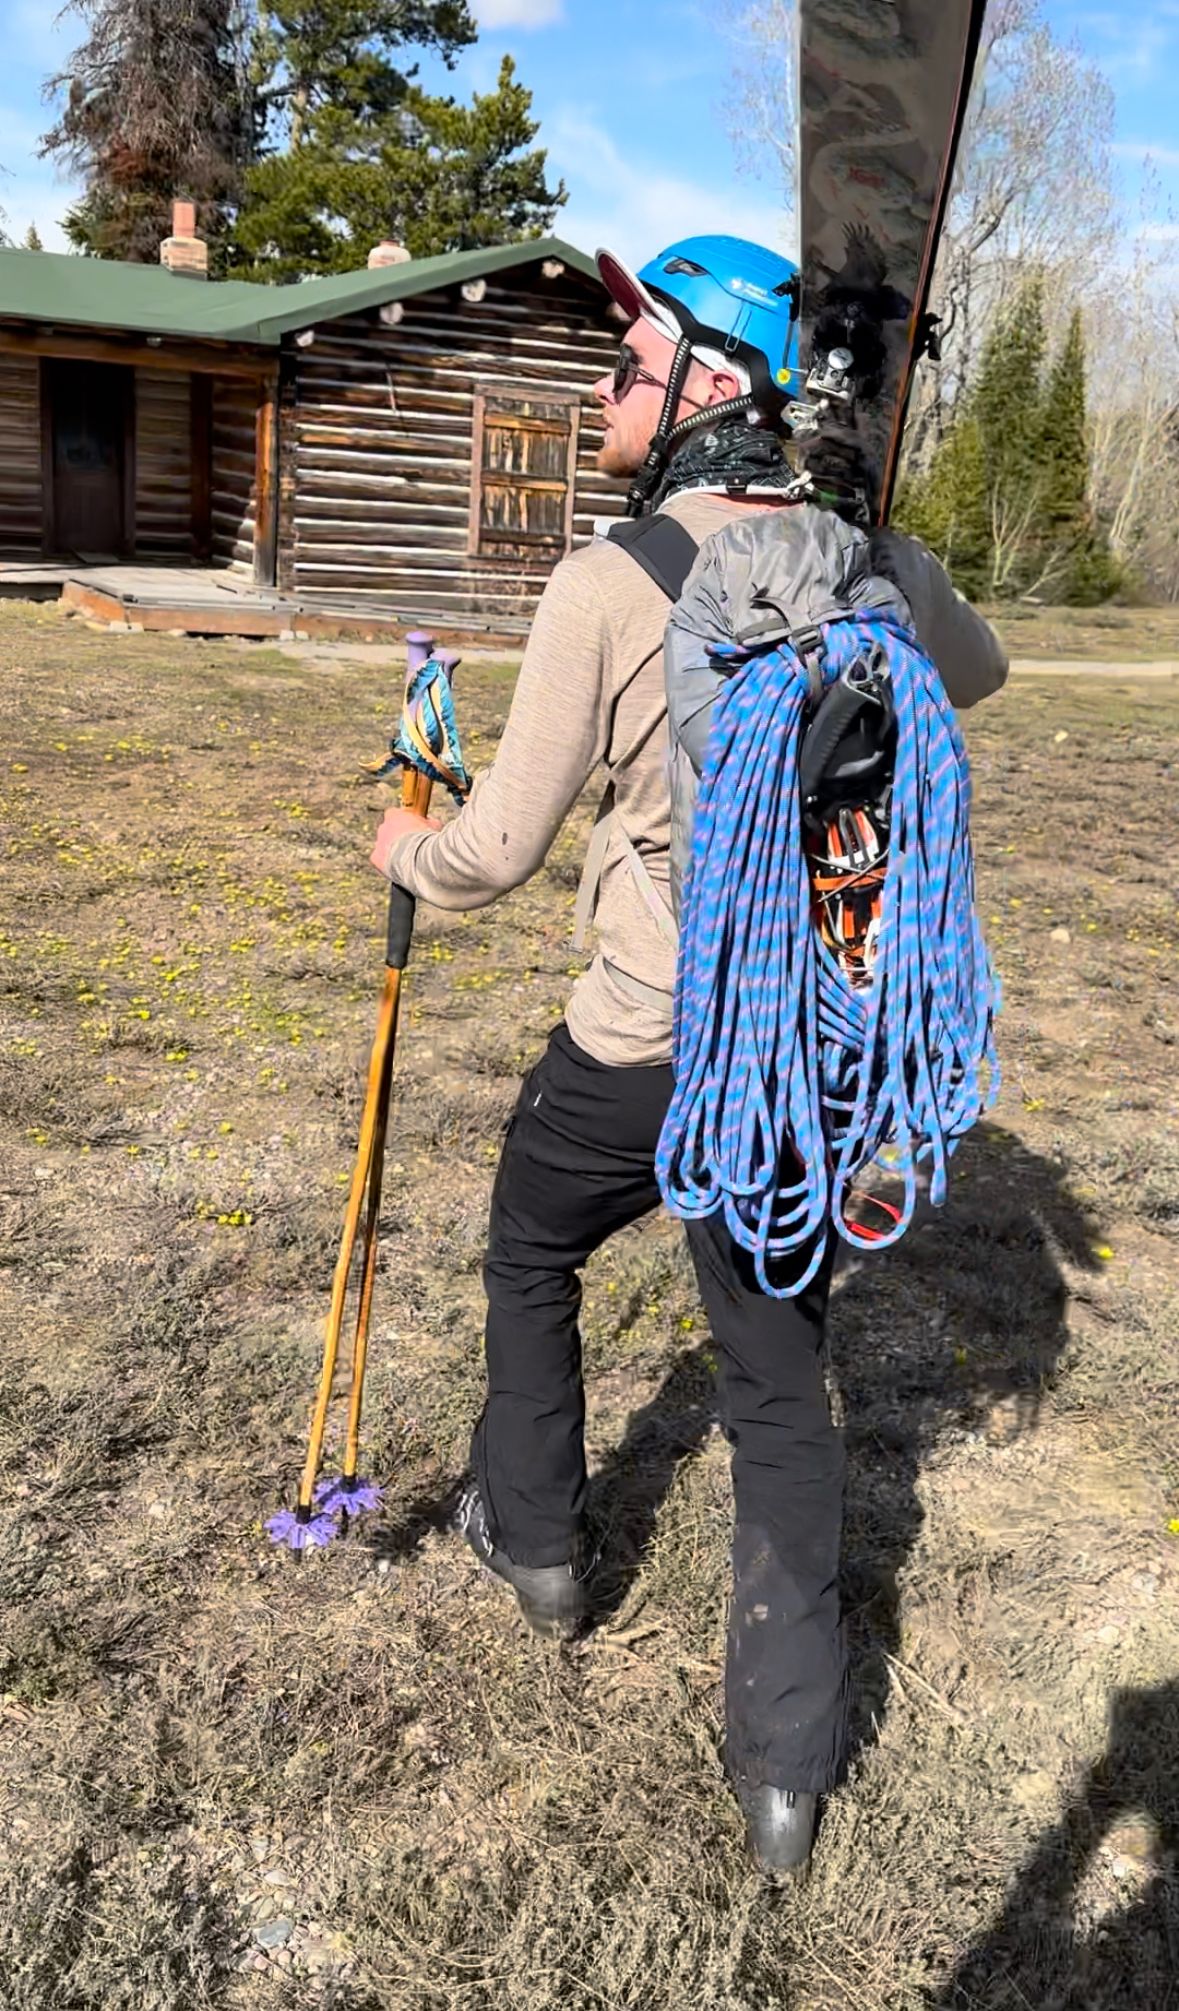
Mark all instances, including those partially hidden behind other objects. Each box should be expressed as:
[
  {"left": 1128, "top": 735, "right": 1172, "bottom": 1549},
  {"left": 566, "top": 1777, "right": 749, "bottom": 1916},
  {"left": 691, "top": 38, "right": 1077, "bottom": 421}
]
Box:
[
  {"left": 386, "top": 766, "right": 429, "bottom": 967},
  {"left": 385, "top": 881, "right": 416, "bottom": 970},
  {"left": 385, "top": 629, "right": 434, "bottom": 972},
  {"left": 382, "top": 628, "right": 459, "bottom": 971},
  {"left": 406, "top": 629, "right": 435, "bottom": 675}
]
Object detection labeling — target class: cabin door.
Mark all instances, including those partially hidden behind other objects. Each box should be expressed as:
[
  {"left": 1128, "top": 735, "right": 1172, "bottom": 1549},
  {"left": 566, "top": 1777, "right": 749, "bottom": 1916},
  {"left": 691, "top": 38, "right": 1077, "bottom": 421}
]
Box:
[{"left": 45, "top": 359, "right": 133, "bottom": 559}]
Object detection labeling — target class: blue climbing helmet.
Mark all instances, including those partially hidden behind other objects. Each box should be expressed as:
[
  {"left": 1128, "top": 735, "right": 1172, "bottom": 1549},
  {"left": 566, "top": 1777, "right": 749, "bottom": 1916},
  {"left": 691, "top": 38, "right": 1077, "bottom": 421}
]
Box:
[
  {"left": 598, "top": 235, "right": 803, "bottom": 511},
  {"left": 599, "top": 235, "right": 803, "bottom": 407}
]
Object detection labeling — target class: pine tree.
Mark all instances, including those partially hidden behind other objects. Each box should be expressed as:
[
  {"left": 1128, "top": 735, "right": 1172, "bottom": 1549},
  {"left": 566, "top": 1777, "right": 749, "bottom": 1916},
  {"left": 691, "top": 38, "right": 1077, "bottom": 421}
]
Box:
[
  {"left": 898, "top": 283, "right": 1120, "bottom": 606},
  {"left": 23, "top": 224, "right": 45, "bottom": 251},
  {"left": 231, "top": 0, "right": 565, "bottom": 278},
  {"left": 1038, "top": 307, "right": 1120, "bottom": 603},
  {"left": 897, "top": 279, "right": 1048, "bottom": 600},
  {"left": 974, "top": 276, "right": 1052, "bottom": 595},
  {"left": 229, "top": 0, "right": 475, "bottom": 274},
  {"left": 41, "top": 0, "right": 253, "bottom": 263},
  {"left": 388, "top": 58, "right": 569, "bottom": 255},
  {"left": 251, "top": 0, "right": 476, "bottom": 149},
  {"left": 1039, "top": 310, "right": 1087, "bottom": 543},
  {"left": 896, "top": 411, "right": 990, "bottom": 601}
]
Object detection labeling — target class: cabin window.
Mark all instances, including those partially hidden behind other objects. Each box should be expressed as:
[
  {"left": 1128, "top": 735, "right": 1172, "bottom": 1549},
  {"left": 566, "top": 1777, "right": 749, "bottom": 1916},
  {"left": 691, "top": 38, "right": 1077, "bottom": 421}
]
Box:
[{"left": 469, "top": 390, "right": 582, "bottom": 562}]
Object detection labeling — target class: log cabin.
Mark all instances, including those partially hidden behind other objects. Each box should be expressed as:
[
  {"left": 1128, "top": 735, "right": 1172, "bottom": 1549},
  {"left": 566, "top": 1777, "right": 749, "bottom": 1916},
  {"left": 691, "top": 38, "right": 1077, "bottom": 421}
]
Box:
[{"left": 0, "top": 209, "right": 628, "bottom": 633}]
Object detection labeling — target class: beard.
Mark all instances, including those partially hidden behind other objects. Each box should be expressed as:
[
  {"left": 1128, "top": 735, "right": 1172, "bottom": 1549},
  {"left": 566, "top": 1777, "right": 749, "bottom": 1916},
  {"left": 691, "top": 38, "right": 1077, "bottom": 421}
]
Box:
[{"left": 596, "top": 429, "right": 641, "bottom": 478}]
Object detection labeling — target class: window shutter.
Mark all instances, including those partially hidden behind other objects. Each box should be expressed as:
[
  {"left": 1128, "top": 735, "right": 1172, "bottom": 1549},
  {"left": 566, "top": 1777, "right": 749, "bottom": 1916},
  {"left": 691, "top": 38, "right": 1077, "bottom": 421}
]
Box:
[{"left": 469, "top": 390, "right": 581, "bottom": 562}]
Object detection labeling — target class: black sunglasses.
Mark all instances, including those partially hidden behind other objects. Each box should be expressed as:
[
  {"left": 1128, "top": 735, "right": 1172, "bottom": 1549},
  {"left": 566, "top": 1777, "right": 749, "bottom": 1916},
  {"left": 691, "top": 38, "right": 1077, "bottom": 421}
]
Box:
[{"left": 611, "top": 342, "right": 669, "bottom": 401}]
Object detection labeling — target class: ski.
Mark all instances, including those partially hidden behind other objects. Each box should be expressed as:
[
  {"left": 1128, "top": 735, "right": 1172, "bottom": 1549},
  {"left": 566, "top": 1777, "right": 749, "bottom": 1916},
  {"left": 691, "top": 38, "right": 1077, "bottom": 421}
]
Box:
[{"left": 795, "top": 0, "right": 988, "bottom": 525}]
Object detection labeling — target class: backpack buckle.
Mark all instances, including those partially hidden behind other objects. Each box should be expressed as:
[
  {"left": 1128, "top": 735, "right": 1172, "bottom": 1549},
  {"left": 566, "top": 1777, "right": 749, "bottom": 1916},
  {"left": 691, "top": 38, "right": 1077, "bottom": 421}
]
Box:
[{"left": 790, "top": 623, "right": 826, "bottom": 704}]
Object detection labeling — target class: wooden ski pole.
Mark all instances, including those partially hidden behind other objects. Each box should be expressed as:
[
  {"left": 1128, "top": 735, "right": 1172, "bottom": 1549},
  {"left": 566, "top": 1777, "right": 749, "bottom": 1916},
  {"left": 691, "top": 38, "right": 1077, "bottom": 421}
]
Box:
[
  {"left": 335, "top": 756, "right": 437, "bottom": 1514},
  {"left": 291, "top": 767, "right": 423, "bottom": 1527},
  {"left": 289, "top": 636, "right": 457, "bottom": 1539}
]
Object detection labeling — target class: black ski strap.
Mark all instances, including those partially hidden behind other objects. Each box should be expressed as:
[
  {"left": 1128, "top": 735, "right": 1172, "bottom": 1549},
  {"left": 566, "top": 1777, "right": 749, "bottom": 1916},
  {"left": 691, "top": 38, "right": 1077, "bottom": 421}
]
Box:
[{"left": 606, "top": 515, "right": 700, "bottom": 603}]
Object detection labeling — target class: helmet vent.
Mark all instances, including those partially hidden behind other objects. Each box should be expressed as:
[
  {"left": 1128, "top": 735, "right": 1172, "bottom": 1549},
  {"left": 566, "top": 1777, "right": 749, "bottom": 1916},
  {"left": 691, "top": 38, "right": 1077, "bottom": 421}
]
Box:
[{"left": 664, "top": 257, "right": 708, "bottom": 276}]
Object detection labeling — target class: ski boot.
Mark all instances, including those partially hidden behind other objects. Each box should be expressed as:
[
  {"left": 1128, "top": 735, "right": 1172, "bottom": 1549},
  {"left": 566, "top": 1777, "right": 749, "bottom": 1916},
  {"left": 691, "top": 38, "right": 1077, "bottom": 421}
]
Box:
[
  {"left": 738, "top": 1785, "right": 817, "bottom": 1884},
  {"left": 456, "top": 1481, "right": 594, "bottom": 1642}
]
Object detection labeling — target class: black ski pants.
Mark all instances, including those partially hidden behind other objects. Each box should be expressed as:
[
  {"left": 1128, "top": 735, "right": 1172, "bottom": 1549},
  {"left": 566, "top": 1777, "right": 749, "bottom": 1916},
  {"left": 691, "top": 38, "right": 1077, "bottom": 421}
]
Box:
[{"left": 471, "top": 1022, "right": 847, "bottom": 1795}]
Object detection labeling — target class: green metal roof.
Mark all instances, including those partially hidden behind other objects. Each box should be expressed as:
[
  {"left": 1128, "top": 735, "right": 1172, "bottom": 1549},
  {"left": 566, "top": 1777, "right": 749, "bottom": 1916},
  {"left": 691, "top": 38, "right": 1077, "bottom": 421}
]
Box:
[{"left": 0, "top": 237, "right": 601, "bottom": 348}]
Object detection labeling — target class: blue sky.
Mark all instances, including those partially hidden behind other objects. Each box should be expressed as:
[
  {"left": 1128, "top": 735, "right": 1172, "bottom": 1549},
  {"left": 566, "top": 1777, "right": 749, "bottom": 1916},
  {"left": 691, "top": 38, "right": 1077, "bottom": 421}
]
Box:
[
  {"left": 0, "top": 0, "right": 1176, "bottom": 262},
  {"left": 1051, "top": 2, "right": 1179, "bottom": 250}
]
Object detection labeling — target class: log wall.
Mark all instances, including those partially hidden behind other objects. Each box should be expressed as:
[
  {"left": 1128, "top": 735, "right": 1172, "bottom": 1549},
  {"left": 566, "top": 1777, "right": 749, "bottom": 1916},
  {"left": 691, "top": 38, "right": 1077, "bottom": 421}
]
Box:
[
  {"left": 211, "top": 376, "right": 258, "bottom": 571},
  {"left": 285, "top": 269, "right": 625, "bottom": 626},
  {"left": 134, "top": 368, "right": 193, "bottom": 559},
  {"left": 0, "top": 356, "right": 44, "bottom": 556}
]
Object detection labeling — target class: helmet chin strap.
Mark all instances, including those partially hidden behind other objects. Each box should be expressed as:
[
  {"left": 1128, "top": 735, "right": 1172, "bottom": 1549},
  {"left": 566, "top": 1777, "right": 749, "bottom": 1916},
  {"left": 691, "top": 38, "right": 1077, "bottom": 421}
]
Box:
[
  {"left": 626, "top": 336, "right": 693, "bottom": 518},
  {"left": 625, "top": 337, "right": 759, "bottom": 517}
]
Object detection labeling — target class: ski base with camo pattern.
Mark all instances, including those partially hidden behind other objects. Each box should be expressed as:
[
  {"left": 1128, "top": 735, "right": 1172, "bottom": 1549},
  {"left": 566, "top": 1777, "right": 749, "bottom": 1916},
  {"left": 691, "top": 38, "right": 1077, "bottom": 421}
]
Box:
[{"left": 794, "top": 0, "right": 988, "bottom": 527}]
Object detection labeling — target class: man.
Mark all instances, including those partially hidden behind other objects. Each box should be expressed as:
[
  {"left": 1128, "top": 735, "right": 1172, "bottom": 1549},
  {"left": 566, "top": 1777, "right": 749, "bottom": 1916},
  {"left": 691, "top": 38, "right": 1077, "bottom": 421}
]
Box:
[{"left": 371, "top": 237, "right": 1007, "bottom": 1877}]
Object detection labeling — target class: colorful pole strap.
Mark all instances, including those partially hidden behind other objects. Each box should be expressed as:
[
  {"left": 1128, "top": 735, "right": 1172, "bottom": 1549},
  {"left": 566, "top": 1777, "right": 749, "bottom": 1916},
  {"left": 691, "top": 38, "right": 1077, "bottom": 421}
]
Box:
[{"left": 384, "top": 659, "right": 471, "bottom": 803}]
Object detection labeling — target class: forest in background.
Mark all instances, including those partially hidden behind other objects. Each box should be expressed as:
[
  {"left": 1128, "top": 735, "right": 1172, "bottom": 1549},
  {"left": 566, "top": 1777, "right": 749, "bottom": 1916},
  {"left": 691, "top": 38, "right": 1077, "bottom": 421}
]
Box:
[
  {"left": 13, "top": 0, "right": 565, "bottom": 276},
  {"left": 732, "top": 0, "right": 1179, "bottom": 604},
  {"left": 3, "top": 0, "right": 1178, "bottom": 603}
]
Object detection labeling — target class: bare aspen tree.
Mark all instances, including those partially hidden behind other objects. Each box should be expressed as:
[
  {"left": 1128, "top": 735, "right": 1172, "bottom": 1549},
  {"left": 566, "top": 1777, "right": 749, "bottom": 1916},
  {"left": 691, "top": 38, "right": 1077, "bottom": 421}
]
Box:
[
  {"left": 907, "top": 0, "right": 1116, "bottom": 464},
  {"left": 1088, "top": 198, "right": 1179, "bottom": 601},
  {"left": 721, "top": 0, "right": 1179, "bottom": 599},
  {"left": 724, "top": 0, "right": 798, "bottom": 255}
]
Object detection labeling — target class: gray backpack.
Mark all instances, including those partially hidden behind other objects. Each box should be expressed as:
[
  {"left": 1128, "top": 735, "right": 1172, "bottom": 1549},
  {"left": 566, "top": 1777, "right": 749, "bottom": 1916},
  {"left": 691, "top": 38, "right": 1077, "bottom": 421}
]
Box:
[{"left": 573, "top": 504, "right": 911, "bottom": 1001}]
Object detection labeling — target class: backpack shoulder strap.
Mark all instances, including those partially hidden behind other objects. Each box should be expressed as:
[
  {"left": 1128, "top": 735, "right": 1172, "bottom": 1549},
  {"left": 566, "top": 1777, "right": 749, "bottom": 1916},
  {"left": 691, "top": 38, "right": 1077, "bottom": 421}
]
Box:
[
  {"left": 570, "top": 515, "right": 695, "bottom": 974},
  {"left": 606, "top": 514, "right": 700, "bottom": 601},
  {"left": 572, "top": 780, "right": 678, "bottom": 956}
]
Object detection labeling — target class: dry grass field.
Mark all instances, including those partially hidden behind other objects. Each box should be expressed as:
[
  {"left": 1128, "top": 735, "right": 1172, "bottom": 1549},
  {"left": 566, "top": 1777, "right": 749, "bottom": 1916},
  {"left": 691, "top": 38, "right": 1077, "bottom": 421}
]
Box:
[
  {"left": 984, "top": 601, "right": 1179, "bottom": 661},
  {"left": 0, "top": 598, "right": 1176, "bottom": 2010}
]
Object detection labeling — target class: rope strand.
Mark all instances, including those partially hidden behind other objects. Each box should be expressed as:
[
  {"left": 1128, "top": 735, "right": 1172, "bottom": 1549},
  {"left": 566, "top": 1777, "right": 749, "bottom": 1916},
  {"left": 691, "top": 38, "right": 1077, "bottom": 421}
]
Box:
[{"left": 655, "top": 615, "right": 999, "bottom": 1296}]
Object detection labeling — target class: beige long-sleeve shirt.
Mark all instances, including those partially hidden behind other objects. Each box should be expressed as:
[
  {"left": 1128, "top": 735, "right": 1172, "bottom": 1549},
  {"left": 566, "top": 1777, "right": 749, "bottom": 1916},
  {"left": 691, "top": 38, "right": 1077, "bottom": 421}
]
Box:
[{"left": 384, "top": 491, "right": 1008, "bottom": 1067}]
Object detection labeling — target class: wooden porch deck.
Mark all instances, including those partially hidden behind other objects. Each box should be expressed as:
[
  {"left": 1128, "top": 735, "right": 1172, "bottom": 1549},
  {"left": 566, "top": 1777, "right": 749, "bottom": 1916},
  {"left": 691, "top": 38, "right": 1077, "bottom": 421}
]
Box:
[{"left": 0, "top": 562, "right": 530, "bottom": 645}]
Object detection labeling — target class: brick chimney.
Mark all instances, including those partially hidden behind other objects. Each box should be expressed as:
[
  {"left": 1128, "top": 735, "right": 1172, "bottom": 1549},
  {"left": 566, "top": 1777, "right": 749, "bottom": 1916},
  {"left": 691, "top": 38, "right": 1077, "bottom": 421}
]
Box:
[
  {"left": 160, "top": 199, "right": 208, "bottom": 279},
  {"left": 367, "top": 240, "right": 411, "bottom": 269}
]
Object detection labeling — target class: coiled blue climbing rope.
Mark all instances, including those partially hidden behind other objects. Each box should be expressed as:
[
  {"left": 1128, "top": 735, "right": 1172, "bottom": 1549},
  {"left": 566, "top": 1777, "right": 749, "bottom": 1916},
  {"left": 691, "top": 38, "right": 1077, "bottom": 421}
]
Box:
[{"left": 655, "top": 615, "right": 1000, "bottom": 1297}]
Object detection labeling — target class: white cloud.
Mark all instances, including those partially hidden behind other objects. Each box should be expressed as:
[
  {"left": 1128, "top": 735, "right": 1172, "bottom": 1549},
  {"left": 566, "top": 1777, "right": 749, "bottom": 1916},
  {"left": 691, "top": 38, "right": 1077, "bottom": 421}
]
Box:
[
  {"left": 1104, "top": 24, "right": 1173, "bottom": 74},
  {"left": 10, "top": 0, "right": 81, "bottom": 73},
  {"left": 0, "top": 164, "right": 78, "bottom": 250},
  {"left": 472, "top": 0, "right": 563, "bottom": 25},
  {"left": 0, "top": 100, "right": 79, "bottom": 248},
  {"left": 547, "top": 111, "right": 796, "bottom": 270},
  {"left": 1113, "top": 141, "right": 1179, "bottom": 170},
  {"left": 1135, "top": 221, "right": 1179, "bottom": 242}
]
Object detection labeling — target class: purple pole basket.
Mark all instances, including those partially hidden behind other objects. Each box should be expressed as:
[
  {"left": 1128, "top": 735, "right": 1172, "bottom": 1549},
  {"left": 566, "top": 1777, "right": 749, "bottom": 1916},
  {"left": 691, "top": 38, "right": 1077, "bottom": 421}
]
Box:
[
  {"left": 314, "top": 1474, "right": 385, "bottom": 1518},
  {"left": 266, "top": 1505, "right": 339, "bottom": 1551}
]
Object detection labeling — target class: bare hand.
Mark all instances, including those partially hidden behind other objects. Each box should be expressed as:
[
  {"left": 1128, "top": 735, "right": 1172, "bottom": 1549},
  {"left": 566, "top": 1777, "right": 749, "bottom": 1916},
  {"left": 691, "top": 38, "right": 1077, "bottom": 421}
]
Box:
[{"left": 371, "top": 805, "right": 441, "bottom": 878}]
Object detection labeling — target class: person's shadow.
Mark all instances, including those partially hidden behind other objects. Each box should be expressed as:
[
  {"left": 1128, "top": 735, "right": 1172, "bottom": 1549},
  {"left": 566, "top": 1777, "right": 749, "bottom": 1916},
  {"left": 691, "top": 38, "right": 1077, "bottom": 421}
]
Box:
[
  {"left": 368, "top": 1122, "right": 1103, "bottom": 1766},
  {"left": 583, "top": 1122, "right": 1103, "bottom": 1720},
  {"left": 930, "top": 1677, "right": 1179, "bottom": 2010},
  {"left": 584, "top": 1341, "right": 716, "bottom": 1622},
  {"left": 364, "top": 1342, "right": 718, "bottom": 1587},
  {"left": 831, "top": 1122, "right": 1103, "bottom": 1763}
]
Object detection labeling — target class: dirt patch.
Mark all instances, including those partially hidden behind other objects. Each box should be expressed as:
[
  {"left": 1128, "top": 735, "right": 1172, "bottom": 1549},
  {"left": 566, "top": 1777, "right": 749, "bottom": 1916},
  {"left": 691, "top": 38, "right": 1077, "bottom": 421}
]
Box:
[
  {"left": 0, "top": 599, "right": 1176, "bottom": 2009},
  {"left": 985, "top": 600, "right": 1179, "bottom": 661}
]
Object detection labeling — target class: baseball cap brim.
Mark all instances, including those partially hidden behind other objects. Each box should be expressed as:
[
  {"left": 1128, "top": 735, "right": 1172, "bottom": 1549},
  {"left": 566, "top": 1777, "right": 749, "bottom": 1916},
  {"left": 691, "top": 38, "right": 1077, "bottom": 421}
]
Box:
[{"left": 596, "top": 248, "right": 680, "bottom": 341}]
